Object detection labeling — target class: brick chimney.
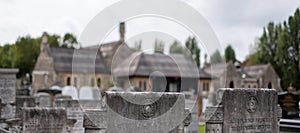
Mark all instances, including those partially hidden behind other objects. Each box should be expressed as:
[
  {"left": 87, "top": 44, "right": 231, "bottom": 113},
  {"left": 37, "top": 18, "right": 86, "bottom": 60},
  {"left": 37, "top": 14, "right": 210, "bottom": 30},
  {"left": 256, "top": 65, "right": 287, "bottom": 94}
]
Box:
[{"left": 119, "top": 22, "right": 125, "bottom": 43}]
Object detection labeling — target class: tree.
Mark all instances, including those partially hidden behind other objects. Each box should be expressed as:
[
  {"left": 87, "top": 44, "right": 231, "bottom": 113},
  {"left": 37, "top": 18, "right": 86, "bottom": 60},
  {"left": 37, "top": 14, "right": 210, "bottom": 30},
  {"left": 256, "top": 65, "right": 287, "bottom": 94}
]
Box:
[
  {"left": 244, "top": 8, "right": 300, "bottom": 90},
  {"left": 185, "top": 37, "right": 201, "bottom": 67},
  {"left": 169, "top": 41, "right": 184, "bottom": 54},
  {"left": 154, "top": 39, "right": 165, "bottom": 53},
  {"left": 210, "top": 50, "right": 222, "bottom": 64},
  {"left": 0, "top": 32, "right": 79, "bottom": 79},
  {"left": 224, "top": 45, "right": 236, "bottom": 62},
  {"left": 61, "top": 33, "right": 79, "bottom": 48}
]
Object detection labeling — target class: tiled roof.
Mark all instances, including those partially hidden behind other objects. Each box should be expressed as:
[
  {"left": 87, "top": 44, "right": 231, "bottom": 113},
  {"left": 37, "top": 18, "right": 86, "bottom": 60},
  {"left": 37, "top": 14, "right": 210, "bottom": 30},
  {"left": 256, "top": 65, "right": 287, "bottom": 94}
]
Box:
[
  {"left": 113, "top": 52, "right": 199, "bottom": 78},
  {"left": 49, "top": 47, "right": 109, "bottom": 74}
]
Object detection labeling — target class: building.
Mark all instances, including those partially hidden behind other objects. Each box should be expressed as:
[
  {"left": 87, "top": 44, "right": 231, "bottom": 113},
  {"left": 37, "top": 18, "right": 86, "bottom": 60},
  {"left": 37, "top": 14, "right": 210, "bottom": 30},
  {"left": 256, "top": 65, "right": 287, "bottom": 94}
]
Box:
[
  {"left": 203, "top": 61, "right": 282, "bottom": 91},
  {"left": 32, "top": 22, "right": 134, "bottom": 91},
  {"left": 113, "top": 52, "right": 199, "bottom": 93},
  {"left": 32, "top": 33, "right": 110, "bottom": 90}
]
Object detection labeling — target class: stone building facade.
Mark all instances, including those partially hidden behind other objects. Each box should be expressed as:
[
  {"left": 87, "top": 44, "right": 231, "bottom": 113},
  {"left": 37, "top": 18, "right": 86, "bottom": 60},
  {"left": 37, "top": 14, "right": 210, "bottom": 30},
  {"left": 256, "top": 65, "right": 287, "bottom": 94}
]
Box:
[{"left": 203, "top": 61, "right": 282, "bottom": 92}]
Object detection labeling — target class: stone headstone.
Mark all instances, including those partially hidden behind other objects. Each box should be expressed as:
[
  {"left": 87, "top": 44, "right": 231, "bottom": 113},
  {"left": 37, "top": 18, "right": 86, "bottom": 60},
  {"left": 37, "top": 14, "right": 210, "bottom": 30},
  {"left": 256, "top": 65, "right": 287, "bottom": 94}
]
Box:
[
  {"left": 79, "top": 87, "right": 101, "bottom": 100},
  {"left": 0, "top": 69, "right": 18, "bottom": 125},
  {"left": 205, "top": 88, "right": 281, "bottom": 133},
  {"left": 62, "top": 86, "right": 78, "bottom": 99},
  {"left": 0, "top": 69, "right": 18, "bottom": 104},
  {"left": 185, "top": 99, "right": 199, "bottom": 133},
  {"left": 22, "top": 107, "right": 76, "bottom": 133},
  {"left": 83, "top": 109, "right": 107, "bottom": 133},
  {"left": 104, "top": 92, "right": 188, "bottom": 133},
  {"left": 35, "top": 93, "right": 52, "bottom": 107},
  {"left": 55, "top": 100, "right": 85, "bottom": 133},
  {"left": 278, "top": 92, "right": 299, "bottom": 119}
]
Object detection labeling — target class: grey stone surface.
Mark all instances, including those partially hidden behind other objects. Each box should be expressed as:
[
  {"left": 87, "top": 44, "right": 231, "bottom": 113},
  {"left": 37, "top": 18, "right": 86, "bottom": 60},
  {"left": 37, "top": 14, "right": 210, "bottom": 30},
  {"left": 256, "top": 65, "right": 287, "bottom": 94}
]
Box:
[
  {"left": 35, "top": 93, "right": 51, "bottom": 107},
  {"left": 105, "top": 92, "right": 187, "bottom": 133},
  {"left": 0, "top": 69, "right": 18, "bottom": 104},
  {"left": 22, "top": 107, "right": 75, "bottom": 133},
  {"left": 185, "top": 100, "right": 199, "bottom": 133},
  {"left": 83, "top": 109, "right": 107, "bottom": 133},
  {"left": 55, "top": 100, "right": 84, "bottom": 133},
  {"left": 205, "top": 88, "right": 281, "bottom": 133},
  {"left": 15, "top": 96, "right": 35, "bottom": 118},
  {"left": 54, "top": 99, "right": 103, "bottom": 133}
]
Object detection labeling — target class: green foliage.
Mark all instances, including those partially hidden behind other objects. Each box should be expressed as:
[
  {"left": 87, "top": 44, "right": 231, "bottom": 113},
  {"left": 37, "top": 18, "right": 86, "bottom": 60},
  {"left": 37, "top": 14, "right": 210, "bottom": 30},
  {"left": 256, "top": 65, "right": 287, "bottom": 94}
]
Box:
[
  {"left": 0, "top": 33, "right": 78, "bottom": 79},
  {"left": 61, "top": 33, "right": 79, "bottom": 48},
  {"left": 245, "top": 8, "right": 300, "bottom": 90},
  {"left": 154, "top": 39, "right": 165, "bottom": 53},
  {"left": 210, "top": 50, "right": 222, "bottom": 64},
  {"left": 224, "top": 45, "right": 236, "bottom": 62},
  {"left": 185, "top": 37, "right": 201, "bottom": 67},
  {"left": 169, "top": 41, "right": 184, "bottom": 54}
]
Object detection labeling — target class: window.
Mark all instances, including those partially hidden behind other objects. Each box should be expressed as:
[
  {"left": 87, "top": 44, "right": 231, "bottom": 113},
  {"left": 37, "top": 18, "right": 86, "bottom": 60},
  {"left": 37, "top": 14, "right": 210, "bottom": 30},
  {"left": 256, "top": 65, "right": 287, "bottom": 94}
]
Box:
[
  {"left": 203, "top": 83, "right": 209, "bottom": 92},
  {"left": 97, "top": 78, "right": 101, "bottom": 88},
  {"left": 268, "top": 82, "right": 272, "bottom": 89},
  {"left": 91, "top": 78, "right": 95, "bottom": 87},
  {"left": 248, "top": 85, "right": 251, "bottom": 88},
  {"left": 143, "top": 81, "right": 147, "bottom": 91},
  {"left": 74, "top": 77, "right": 78, "bottom": 88},
  {"left": 139, "top": 81, "right": 142, "bottom": 89},
  {"left": 254, "top": 85, "right": 256, "bottom": 88},
  {"left": 66, "top": 77, "right": 71, "bottom": 86},
  {"left": 229, "top": 81, "right": 234, "bottom": 88}
]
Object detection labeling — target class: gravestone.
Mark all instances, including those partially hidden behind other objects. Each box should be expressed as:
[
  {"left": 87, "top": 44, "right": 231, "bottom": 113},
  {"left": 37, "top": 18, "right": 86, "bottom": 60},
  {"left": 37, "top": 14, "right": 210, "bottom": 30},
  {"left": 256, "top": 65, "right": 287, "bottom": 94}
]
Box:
[
  {"left": 62, "top": 86, "right": 79, "bottom": 99},
  {"left": 35, "top": 93, "right": 52, "bottom": 107},
  {"left": 55, "top": 100, "right": 85, "bottom": 133},
  {"left": 83, "top": 109, "right": 107, "bottom": 133},
  {"left": 205, "top": 88, "right": 281, "bottom": 133},
  {"left": 79, "top": 87, "right": 101, "bottom": 100},
  {"left": 185, "top": 99, "right": 199, "bottom": 133},
  {"left": 22, "top": 107, "right": 76, "bottom": 133},
  {"left": 0, "top": 68, "right": 18, "bottom": 128},
  {"left": 278, "top": 92, "right": 299, "bottom": 119},
  {"left": 55, "top": 99, "right": 103, "bottom": 133},
  {"left": 83, "top": 92, "right": 190, "bottom": 133},
  {"left": 106, "top": 92, "right": 186, "bottom": 133}
]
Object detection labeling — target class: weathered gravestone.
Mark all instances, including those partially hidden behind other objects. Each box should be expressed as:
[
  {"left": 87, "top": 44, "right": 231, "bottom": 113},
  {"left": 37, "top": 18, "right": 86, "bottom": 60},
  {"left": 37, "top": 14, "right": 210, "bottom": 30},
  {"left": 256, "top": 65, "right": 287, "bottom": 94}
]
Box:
[
  {"left": 205, "top": 88, "right": 281, "bottom": 133},
  {"left": 22, "top": 107, "right": 76, "bottom": 133},
  {"left": 278, "top": 92, "right": 299, "bottom": 119},
  {"left": 0, "top": 69, "right": 18, "bottom": 128},
  {"left": 35, "top": 93, "right": 52, "bottom": 107},
  {"left": 55, "top": 99, "right": 103, "bottom": 133},
  {"left": 83, "top": 92, "right": 191, "bottom": 133},
  {"left": 79, "top": 87, "right": 101, "bottom": 100},
  {"left": 185, "top": 99, "right": 199, "bottom": 133},
  {"left": 55, "top": 100, "right": 84, "bottom": 133}
]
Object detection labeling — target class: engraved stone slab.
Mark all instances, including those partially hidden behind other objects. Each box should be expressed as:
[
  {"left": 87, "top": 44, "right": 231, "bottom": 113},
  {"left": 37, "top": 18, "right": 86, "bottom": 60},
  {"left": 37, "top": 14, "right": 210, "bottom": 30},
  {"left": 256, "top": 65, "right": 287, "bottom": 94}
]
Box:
[
  {"left": 22, "top": 107, "right": 73, "bottom": 133},
  {"left": 55, "top": 100, "right": 84, "bottom": 133},
  {"left": 207, "top": 88, "right": 280, "bottom": 133},
  {"left": 105, "top": 92, "right": 186, "bottom": 133},
  {"left": 0, "top": 69, "right": 18, "bottom": 104},
  {"left": 35, "top": 93, "right": 51, "bottom": 107}
]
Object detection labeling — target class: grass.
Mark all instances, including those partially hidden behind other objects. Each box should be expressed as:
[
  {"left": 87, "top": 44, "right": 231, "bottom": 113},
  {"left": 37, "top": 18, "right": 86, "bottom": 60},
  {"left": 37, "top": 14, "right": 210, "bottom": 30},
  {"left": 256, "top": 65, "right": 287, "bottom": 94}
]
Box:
[{"left": 199, "top": 124, "right": 205, "bottom": 133}]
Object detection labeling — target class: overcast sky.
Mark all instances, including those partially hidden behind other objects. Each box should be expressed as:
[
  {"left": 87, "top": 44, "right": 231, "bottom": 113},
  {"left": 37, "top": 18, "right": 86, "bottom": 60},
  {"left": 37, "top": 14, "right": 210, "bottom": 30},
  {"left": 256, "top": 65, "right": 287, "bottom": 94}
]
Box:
[{"left": 1, "top": 0, "right": 299, "bottom": 61}]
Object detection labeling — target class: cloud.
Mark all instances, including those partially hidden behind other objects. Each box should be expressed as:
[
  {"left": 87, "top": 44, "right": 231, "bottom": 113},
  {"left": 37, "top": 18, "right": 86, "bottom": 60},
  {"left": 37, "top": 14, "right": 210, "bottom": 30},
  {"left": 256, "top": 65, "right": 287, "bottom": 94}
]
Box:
[{"left": 0, "top": 0, "right": 299, "bottom": 61}]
